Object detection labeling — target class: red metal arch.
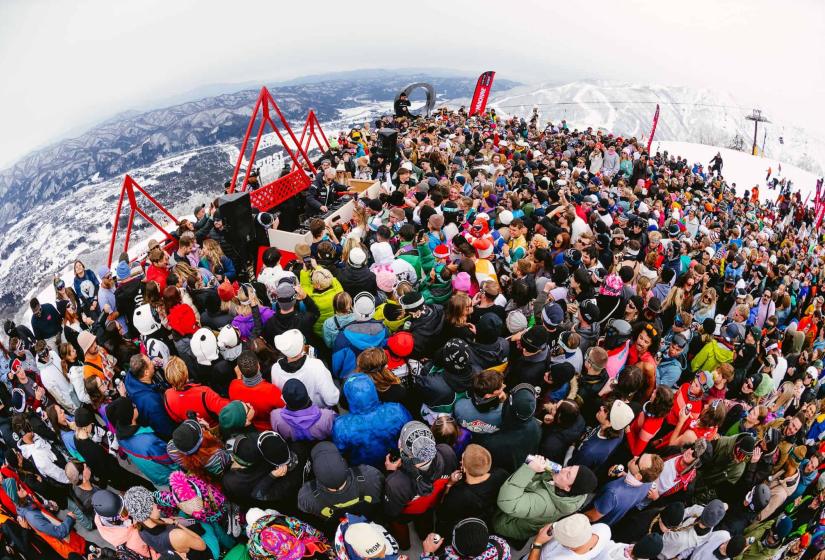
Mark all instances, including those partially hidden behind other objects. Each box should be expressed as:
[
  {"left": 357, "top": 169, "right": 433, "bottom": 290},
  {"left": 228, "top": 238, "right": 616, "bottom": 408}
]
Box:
[
  {"left": 229, "top": 87, "right": 318, "bottom": 212},
  {"left": 107, "top": 175, "right": 179, "bottom": 267},
  {"left": 292, "top": 109, "right": 331, "bottom": 170}
]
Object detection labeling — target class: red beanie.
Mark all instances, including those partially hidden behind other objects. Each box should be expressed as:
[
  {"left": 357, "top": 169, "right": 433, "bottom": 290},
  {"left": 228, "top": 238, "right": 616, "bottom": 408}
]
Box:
[{"left": 167, "top": 304, "right": 198, "bottom": 336}]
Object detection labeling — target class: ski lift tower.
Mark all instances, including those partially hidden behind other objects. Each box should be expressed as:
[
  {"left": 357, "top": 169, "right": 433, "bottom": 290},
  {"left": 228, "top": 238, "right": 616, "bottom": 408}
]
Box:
[{"left": 745, "top": 109, "right": 770, "bottom": 156}]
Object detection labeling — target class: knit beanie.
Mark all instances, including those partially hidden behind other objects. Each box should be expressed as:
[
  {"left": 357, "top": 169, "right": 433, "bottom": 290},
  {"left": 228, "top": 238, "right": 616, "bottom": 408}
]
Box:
[
  {"left": 452, "top": 518, "right": 489, "bottom": 558},
  {"left": 232, "top": 435, "right": 261, "bottom": 467},
  {"left": 257, "top": 431, "right": 291, "bottom": 467},
  {"left": 633, "top": 533, "right": 664, "bottom": 560},
  {"left": 123, "top": 486, "right": 155, "bottom": 523},
  {"left": 660, "top": 502, "right": 686, "bottom": 529},
  {"left": 218, "top": 401, "right": 247, "bottom": 433},
  {"left": 399, "top": 421, "right": 437, "bottom": 464},
  {"left": 569, "top": 465, "right": 598, "bottom": 495},
  {"left": 282, "top": 378, "right": 312, "bottom": 410},
  {"left": 74, "top": 406, "right": 96, "bottom": 428},
  {"left": 172, "top": 420, "right": 203, "bottom": 456}
]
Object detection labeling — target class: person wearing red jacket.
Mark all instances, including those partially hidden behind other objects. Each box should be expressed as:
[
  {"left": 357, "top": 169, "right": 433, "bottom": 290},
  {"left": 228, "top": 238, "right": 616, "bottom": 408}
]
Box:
[
  {"left": 228, "top": 350, "right": 285, "bottom": 432},
  {"left": 162, "top": 356, "right": 229, "bottom": 428},
  {"left": 145, "top": 245, "right": 170, "bottom": 292}
]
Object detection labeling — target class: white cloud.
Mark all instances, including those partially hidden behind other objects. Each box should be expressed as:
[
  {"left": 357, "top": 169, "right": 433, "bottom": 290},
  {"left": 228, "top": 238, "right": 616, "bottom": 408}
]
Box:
[{"left": 0, "top": 0, "right": 822, "bottom": 168}]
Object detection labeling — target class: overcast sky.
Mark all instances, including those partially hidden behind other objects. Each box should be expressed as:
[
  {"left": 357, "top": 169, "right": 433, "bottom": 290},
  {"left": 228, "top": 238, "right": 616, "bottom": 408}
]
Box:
[{"left": 0, "top": 0, "right": 822, "bottom": 169}]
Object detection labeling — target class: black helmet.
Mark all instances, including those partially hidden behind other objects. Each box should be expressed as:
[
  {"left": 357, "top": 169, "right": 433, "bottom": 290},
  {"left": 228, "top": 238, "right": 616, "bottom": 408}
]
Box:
[{"left": 603, "top": 319, "right": 632, "bottom": 350}]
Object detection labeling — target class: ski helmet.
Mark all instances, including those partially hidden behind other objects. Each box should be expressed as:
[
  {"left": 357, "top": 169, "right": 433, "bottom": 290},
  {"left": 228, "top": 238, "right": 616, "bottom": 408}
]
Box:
[
  {"left": 217, "top": 325, "right": 242, "bottom": 361},
  {"left": 602, "top": 319, "right": 632, "bottom": 350},
  {"left": 133, "top": 304, "right": 161, "bottom": 336},
  {"left": 190, "top": 328, "right": 219, "bottom": 365}
]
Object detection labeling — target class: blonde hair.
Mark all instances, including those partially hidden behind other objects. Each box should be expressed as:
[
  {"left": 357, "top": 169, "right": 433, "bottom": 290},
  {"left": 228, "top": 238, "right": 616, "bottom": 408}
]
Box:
[
  {"left": 234, "top": 284, "right": 261, "bottom": 316},
  {"left": 636, "top": 276, "right": 652, "bottom": 293},
  {"left": 165, "top": 356, "right": 190, "bottom": 390},
  {"left": 201, "top": 238, "right": 225, "bottom": 270},
  {"left": 341, "top": 237, "right": 366, "bottom": 266}
]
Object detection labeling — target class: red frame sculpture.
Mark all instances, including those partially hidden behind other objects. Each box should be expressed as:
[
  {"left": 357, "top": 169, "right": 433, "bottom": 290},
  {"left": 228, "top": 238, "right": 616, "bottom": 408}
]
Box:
[
  {"left": 229, "top": 87, "right": 319, "bottom": 211},
  {"left": 107, "top": 175, "right": 180, "bottom": 267},
  {"left": 293, "top": 110, "right": 331, "bottom": 170}
]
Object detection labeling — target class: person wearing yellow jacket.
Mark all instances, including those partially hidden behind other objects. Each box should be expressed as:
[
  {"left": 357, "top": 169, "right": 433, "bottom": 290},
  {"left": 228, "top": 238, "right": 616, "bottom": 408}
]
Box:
[
  {"left": 691, "top": 323, "right": 737, "bottom": 373},
  {"left": 300, "top": 266, "right": 343, "bottom": 339}
]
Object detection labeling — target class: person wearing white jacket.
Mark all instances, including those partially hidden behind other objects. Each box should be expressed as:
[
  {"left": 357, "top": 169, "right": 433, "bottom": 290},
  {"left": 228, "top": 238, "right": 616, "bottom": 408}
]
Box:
[
  {"left": 599, "top": 533, "right": 664, "bottom": 560},
  {"left": 688, "top": 532, "right": 747, "bottom": 560},
  {"left": 658, "top": 500, "right": 727, "bottom": 560},
  {"left": 69, "top": 365, "right": 91, "bottom": 405},
  {"left": 17, "top": 430, "right": 70, "bottom": 484},
  {"left": 271, "top": 329, "right": 340, "bottom": 408},
  {"left": 37, "top": 348, "right": 80, "bottom": 413}
]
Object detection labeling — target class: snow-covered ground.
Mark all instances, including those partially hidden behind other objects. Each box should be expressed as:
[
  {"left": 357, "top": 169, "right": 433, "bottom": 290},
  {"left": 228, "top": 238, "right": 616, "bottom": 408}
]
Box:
[{"left": 653, "top": 141, "right": 820, "bottom": 202}]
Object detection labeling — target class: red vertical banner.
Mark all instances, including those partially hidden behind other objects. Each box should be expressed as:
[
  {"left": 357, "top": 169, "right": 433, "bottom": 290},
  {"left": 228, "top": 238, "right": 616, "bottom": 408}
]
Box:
[
  {"left": 469, "top": 71, "right": 496, "bottom": 116},
  {"left": 645, "top": 104, "right": 660, "bottom": 154},
  {"left": 816, "top": 202, "right": 825, "bottom": 230}
]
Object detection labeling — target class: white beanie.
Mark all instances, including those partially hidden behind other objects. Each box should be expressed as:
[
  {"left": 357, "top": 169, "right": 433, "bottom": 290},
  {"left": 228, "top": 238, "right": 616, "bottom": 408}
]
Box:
[{"left": 274, "top": 329, "right": 305, "bottom": 359}]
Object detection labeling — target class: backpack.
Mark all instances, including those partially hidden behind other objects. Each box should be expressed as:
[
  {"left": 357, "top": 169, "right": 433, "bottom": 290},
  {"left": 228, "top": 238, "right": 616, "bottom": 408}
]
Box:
[{"left": 310, "top": 466, "right": 374, "bottom": 519}]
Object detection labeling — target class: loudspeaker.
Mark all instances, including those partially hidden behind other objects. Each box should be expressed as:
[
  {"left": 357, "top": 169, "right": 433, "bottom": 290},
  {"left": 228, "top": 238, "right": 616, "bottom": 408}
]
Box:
[
  {"left": 377, "top": 128, "right": 398, "bottom": 160},
  {"left": 217, "top": 192, "right": 254, "bottom": 245}
]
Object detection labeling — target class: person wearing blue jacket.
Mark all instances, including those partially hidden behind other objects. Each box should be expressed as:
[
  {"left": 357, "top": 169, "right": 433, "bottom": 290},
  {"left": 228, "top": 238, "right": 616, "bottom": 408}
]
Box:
[
  {"left": 124, "top": 354, "right": 175, "bottom": 440},
  {"left": 106, "top": 397, "right": 178, "bottom": 488},
  {"left": 331, "top": 293, "right": 388, "bottom": 379},
  {"left": 332, "top": 374, "right": 411, "bottom": 468},
  {"left": 72, "top": 260, "right": 99, "bottom": 307}
]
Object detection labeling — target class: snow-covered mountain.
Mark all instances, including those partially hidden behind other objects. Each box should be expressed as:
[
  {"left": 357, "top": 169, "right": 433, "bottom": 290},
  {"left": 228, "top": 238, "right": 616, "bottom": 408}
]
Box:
[
  {"left": 0, "top": 74, "right": 514, "bottom": 229},
  {"left": 487, "top": 80, "right": 825, "bottom": 176},
  {"left": 1, "top": 76, "right": 823, "bottom": 318}
]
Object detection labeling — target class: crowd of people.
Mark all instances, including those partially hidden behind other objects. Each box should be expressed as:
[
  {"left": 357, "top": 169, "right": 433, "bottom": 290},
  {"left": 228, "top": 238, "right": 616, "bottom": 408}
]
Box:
[{"left": 0, "top": 101, "right": 822, "bottom": 560}]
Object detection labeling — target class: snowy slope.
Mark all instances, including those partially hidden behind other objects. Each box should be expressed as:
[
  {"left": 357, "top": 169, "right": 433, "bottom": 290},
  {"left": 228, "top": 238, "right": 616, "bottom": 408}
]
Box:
[
  {"left": 653, "top": 141, "right": 819, "bottom": 202},
  {"left": 486, "top": 80, "right": 825, "bottom": 177}
]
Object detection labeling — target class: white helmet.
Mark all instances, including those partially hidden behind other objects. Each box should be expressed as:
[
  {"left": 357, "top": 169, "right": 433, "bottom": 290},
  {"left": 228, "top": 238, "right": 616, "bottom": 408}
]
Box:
[
  {"left": 190, "top": 328, "right": 219, "bottom": 365},
  {"left": 217, "top": 325, "right": 243, "bottom": 361},
  {"left": 133, "top": 304, "right": 161, "bottom": 336}
]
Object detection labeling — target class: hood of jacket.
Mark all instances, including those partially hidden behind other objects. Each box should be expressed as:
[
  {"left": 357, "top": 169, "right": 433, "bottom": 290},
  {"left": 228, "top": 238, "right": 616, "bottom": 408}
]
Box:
[
  {"left": 342, "top": 320, "right": 388, "bottom": 352},
  {"left": 469, "top": 338, "right": 510, "bottom": 368},
  {"left": 411, "top": 304, "right": 444, "bottom": 338},
  {"left": 343, "top": 373, "right": 380, "bottom": 415},
  {"left": 279, "top": 405, "right": 322, "bottom": 432}
]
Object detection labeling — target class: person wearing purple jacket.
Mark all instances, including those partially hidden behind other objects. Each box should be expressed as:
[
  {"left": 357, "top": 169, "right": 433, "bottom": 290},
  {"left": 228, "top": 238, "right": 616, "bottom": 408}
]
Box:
[
  {"left": 270, "top": 378, "right": 336, "bottom": 442},
  {"left": 231, "top": 285, "right": 275, "bottom": 341}
]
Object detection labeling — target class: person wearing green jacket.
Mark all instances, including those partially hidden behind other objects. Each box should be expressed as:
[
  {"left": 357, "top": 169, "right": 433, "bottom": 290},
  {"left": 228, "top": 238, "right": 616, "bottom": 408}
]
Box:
[
  {"left": 737, "top": 515, "right": 793, "bottom": 560},
  {"left": 493, "top": 454, "right": 598, "bottom": 543},
  {"left": 694, "top": 432, "right": 756, "bottom": 504},
  {"left": 395, "top": 226, "right": 435, "bottom": 279},
  {"left": 300, "top": 266, "right": 344, "bottom": 339},
  {"left": 691, "top": 324, "right": 738, "bottom": 373},
  {"left": 420, "top": 264, "right": 453, "bottom": 306}
]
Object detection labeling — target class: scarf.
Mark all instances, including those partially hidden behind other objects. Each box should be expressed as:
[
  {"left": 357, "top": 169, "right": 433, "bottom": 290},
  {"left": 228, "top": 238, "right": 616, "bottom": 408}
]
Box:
[
  {"left": 400, "top": 456, "right": 438, "bottom": 497},
  {"left": 243, "top": 372, "right": 263, "bottom": 387}
]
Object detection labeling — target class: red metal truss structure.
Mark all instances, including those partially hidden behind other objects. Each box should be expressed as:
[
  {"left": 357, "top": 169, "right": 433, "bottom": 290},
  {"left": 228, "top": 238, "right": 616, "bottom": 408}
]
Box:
[
  {"left": 229, "top": 87, "right": 317, "bottom": 211},
  {"left": 292, "top": 110, "right": 331, "bottom": 170},
  {"left": 107, "top": 175, "right": 180, "bottom": 267}
]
